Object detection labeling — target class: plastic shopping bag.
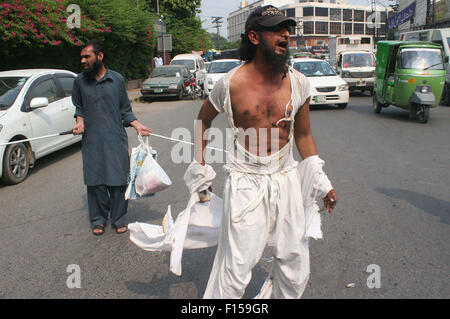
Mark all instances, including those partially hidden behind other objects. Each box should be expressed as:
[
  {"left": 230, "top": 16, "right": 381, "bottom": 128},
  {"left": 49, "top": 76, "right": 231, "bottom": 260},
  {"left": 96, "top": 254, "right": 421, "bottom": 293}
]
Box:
[
  {"left": 134, "top": 137, "right": 172, "bottom": 196},
  {"left": 125, "top": 135, "right": 157, "bottom": 200}
]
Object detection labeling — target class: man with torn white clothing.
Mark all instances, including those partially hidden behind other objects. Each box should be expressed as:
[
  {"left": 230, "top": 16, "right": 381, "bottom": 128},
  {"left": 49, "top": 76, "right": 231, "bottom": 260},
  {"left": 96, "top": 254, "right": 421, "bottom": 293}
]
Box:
[{"left": 193, "top": 5, "right": 338, "bottom": 299}]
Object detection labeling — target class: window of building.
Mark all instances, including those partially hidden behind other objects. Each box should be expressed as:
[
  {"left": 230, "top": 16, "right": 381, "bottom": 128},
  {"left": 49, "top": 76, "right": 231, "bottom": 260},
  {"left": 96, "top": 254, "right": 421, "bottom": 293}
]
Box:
[
  {"left": 354, "top": 10, "right": 364, "bottom": 22},
  {"left": 330, "top": 8, "right": 341, "bottom": 21},
  {"left": 344, "top": 22, "right": 352, "bottom": 35},
  {"left": 354, "top": 23, "right": 364, "bottom": 34},
  {"left": 303, "top": 21, "right": 314, "bottom": 34},
  {"left": 286, "top": 8, "right": 295, "bottom": 17},
  {"left": 315, "top": 22, "right": 328, "bottom": 34},
  {"left": 343, "top": 9, "right": 353, "bottom": 21},
  {"left": 365, "top": 24, "right": 374, "bottom": 35},
  {"left": 303, "top": 7, "right": 314, "bottom": 16},
  {"left": 315, "top": 7, "right": 328, "bottom": 17},
  {"left": 330, "top": 22, "right": 341, "bottom": 35}
]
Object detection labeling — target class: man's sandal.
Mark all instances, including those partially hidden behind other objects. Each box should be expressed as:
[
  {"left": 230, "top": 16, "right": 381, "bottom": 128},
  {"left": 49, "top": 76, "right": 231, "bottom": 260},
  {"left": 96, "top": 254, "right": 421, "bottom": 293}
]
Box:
[
  {"left": 114, "top": 224, "right": 128, "bottom": 234},
  {"left": 92, "top": 224, "right": 105, "bottom": 236}
]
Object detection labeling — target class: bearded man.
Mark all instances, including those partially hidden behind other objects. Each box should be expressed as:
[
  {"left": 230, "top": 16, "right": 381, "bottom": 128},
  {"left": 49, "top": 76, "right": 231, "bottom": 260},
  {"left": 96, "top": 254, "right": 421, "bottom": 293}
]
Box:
[
  {"left": 72, "top": 40, "right": 151, "bottom": 236},
  {"left": 193, "top": 6, "right": 338, "bottom": 298}
]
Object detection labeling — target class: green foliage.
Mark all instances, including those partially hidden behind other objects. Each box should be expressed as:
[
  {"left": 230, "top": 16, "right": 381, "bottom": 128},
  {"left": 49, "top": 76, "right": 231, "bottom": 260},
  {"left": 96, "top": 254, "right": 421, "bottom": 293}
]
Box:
[
  {"left": 0, "top": 0, "right": 156, "bottom": 80},
  {"left": 144, "top": 0, "right": 213, "bottom": 55}
]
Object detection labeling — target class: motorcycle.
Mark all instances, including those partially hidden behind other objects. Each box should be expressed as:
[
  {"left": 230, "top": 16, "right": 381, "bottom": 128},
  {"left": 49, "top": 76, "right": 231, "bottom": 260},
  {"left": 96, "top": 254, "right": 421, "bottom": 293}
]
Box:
[{"left": 184, "top": 75, "right": 201, "bottom": 100}]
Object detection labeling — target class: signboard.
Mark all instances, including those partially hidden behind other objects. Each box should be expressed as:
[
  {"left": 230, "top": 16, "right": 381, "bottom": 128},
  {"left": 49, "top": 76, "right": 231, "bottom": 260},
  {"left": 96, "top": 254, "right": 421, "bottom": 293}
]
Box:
[
  {"left": 387, "top": 2, "right": 416, "bottom": 29},
  {"left": 154, "top": 19, "right": 166, "bottom": 36},
  {"left": 157, "top": 34, "right": 172, "bottom": 52},
  {"left": 435, "top": 0, "right": 450, "bottom": 22}
]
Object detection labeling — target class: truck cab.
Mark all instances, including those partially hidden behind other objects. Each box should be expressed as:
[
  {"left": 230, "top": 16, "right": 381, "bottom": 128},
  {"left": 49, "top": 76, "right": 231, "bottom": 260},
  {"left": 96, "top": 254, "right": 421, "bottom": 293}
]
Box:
[{"left": 330, "top": 36, "right": 376, "bottom": 96}]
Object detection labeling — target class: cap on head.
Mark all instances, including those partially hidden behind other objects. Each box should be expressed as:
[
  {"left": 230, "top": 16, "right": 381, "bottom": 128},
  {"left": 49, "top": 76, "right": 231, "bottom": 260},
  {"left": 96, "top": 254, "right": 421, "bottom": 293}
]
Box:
[{"left": 245, "top": 5, "right": 296, "bottom": 33}]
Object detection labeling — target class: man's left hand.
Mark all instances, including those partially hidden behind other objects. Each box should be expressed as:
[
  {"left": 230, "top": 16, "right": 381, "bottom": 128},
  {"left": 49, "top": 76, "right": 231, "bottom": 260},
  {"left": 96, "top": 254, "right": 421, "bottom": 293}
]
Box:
[{"left": 323, "top": 189, "right": 337, "bottom": 214}]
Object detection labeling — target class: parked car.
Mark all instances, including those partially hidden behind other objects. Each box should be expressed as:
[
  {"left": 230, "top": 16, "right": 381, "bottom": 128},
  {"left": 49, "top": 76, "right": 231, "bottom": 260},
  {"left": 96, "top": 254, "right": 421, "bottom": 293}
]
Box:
[
  {"left": 170, "top": 53, "right": 207, "bottom": 92},
  {"left": 205, "top": 59, "right": 242, "bottom": 96},
  {"left": 0, "top": 69, "right": 81, "bottom": 185},
  {"left": 141, "top": 65, "right": 191, "bottom": 100},
  {"left": 291, "top": 58, "right": 349, "bottom": 109}
]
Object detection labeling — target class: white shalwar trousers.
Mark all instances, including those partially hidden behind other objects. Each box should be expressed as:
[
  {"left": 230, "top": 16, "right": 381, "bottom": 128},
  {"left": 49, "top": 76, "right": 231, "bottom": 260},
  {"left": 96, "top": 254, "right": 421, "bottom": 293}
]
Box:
[{"left": 203, "top": 166, "right": 311, "bottom": 299}]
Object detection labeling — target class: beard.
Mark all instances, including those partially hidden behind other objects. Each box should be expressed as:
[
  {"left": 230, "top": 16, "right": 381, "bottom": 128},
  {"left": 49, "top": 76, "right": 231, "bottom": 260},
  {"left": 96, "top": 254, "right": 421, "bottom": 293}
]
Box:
[
  {"left": 83, "top": 57, "right": 102, "bottom": 80},
  {"left": 259, "top": 37, "right": 289, "bottom": 75}
]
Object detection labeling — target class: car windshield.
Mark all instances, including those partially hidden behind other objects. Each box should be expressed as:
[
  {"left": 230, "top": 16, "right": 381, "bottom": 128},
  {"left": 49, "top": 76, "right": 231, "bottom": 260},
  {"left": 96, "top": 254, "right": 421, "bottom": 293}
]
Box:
[
  {"left": 209, "top": 61, "right": 241, "bottom": 73},
  {"left": 398, "top": 48, "right": 444, "bottom": 70},
  {"left": 343, "top": 53, "right": 375, "bottom": 67},
  {"left": 151, "top": 67, "right": 182, "bottom": 78},
  {"left": 171, "top": 59, "right": 195, "bottom": 70},
  {"left": 0, "top": 76, "right": 28, "bottom": 110},
  {"left": 293, "top": 61, "right": 336, "bottom": 77}
]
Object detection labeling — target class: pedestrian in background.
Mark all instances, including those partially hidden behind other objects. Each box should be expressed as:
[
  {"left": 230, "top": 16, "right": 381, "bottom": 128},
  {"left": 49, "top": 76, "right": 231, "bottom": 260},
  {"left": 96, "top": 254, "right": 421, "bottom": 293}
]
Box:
[
  {"left": 153, "top": 53, "right": 163, "bottom": 67},
  {"left": 72, "top": 39, "right": 152, "bottom": 236}
]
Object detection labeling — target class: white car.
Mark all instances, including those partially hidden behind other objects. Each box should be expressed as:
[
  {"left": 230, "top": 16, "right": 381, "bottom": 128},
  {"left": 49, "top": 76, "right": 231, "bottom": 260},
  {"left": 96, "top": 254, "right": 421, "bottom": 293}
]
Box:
[
  {"left": 205, "top": 59, "right": 242, "bottom": 96},
  {"left": 291, "top": 58, "right": 349, "bottom": 109},
  {"left": 0, "top": 69, "right": 81, "bottom": 185}
]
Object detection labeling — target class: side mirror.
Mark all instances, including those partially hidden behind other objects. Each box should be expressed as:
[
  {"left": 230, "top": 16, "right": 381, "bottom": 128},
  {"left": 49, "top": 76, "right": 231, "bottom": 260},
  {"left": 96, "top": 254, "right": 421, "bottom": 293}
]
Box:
[{"left": 30, "top": 97, "right": 49, "bottom": 109}]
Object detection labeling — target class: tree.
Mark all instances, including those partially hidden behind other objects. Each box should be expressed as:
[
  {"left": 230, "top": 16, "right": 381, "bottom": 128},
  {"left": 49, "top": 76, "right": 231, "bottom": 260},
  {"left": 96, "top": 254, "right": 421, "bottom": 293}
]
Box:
[{"left": 1, "top": 0, "right": 157, "bottom": 79}]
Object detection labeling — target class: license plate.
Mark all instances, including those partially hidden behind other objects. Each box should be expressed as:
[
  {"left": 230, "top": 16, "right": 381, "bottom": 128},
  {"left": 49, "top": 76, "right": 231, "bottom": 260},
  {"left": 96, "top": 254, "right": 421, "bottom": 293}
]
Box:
[
  {"left": 316, "top": 96, "right": 326, "bottom": 103},
  {"left": 154, "top": 89, "right": 163, "bottom": 93},
  {"left": 356, "top": 81, "right": 366, "bottom": 87}
]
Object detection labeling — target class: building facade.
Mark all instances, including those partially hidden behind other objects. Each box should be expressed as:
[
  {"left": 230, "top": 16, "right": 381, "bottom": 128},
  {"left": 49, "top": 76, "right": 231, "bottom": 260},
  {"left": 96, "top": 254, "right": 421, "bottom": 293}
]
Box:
[{"left": 227, "top": 0, "right": 393, "bottom": 47}]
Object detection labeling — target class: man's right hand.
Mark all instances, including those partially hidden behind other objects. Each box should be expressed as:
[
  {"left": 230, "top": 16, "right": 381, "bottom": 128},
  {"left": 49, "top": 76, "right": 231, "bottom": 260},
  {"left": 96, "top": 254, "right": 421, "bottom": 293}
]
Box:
[{"left": 72, "top": 121, "right": 85, "bottom": 135}]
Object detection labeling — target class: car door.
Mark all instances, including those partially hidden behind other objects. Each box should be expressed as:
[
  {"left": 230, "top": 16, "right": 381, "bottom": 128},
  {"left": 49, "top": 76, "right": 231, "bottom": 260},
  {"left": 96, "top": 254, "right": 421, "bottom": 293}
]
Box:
[
  {"left": 54, "top": 74, "right": 79, "bottom": 144},
  {"left": 22, "top": 75, "right": 69, "bottom": 157}
]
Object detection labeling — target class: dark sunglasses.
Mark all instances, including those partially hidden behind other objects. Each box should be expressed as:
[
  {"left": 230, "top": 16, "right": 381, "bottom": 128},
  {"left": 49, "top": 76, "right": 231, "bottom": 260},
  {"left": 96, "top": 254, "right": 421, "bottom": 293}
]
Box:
[{"left": 255, "top": 23, "right": 295, "bottom": 34}]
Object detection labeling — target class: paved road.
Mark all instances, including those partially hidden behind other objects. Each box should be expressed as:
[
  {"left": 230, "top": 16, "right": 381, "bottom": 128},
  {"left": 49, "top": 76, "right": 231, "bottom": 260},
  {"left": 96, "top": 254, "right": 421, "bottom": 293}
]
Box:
[{"left": 0, "top": 93, "right": 449, "bottom": 299}]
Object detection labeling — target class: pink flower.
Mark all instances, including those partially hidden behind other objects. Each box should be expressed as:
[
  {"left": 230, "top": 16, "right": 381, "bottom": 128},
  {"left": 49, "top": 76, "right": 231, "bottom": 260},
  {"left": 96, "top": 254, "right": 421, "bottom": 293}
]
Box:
[
  {"left": 21, "top": 33, "right": 27, "bottom": 38},
  {"left": 43, "top": 39, "right": 48, "bottom": 43},
  {"left": 1, "top": 9, "right": 8, "bottom": 16},
  {"left": 11, "top": 31, "right": 16, "bottom": 37}
]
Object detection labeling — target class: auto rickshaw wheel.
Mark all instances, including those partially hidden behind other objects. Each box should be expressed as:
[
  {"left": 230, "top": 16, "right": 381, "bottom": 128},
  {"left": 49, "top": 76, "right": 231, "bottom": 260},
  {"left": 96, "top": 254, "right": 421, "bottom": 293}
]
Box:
[
  {"left": 373, "top": 96, "right": 382, "bottom": 114},
  {"left": 409, "top": 104, "right": 430, "bottom": 123}
]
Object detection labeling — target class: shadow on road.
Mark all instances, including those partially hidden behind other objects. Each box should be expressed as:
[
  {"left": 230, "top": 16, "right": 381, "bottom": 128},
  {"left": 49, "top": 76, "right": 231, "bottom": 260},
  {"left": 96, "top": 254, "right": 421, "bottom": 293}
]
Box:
[{"left": 375, "top": 187, "right": 450, "bottom": 224}]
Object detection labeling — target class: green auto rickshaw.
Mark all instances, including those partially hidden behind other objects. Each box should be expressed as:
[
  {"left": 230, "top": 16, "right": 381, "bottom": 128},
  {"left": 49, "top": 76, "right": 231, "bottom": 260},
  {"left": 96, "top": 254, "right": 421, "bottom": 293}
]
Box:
[{"left": 373, "top": 41, "right": 447, "bottom": 123}]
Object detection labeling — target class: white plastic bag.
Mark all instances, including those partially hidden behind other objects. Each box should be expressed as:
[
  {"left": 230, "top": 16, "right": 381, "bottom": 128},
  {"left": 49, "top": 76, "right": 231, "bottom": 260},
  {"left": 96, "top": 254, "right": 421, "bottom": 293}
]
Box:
[
  {"left": 125, "top": 135, "right": 155, "bottom": 200},
  {"left": 134, "top": 136, "right": 172, "bottom": 196}
]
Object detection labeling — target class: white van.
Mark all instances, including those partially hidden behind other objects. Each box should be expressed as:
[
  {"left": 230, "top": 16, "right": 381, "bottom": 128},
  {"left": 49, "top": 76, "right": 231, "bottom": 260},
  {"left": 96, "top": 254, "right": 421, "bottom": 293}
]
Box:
[
  {"left": 170, "top": 53, "right": 207, "bottom": 92},
  {"left": 400, "top": 28, "right": 450, "bottom": 105}
]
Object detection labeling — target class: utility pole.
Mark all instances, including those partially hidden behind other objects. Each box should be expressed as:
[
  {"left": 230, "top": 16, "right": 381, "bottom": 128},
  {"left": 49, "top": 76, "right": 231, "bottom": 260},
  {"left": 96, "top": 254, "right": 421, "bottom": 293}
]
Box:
[{"left": 211, "top": 17, "right": 223, "bottom": 50}]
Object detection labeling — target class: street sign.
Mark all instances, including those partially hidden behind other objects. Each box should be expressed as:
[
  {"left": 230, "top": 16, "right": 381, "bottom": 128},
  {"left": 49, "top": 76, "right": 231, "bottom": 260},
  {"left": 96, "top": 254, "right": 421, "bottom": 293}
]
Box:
[
  {"left": 157, "top": 34, "right": 172, "bottom": 52},
  {"left": 154, "top": 18, "right": 166, "bottom": 36}
]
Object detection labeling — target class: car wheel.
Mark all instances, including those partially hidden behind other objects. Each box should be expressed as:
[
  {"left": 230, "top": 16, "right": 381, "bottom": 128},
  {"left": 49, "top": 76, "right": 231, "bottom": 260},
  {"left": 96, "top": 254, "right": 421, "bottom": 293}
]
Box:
[
  {"left": 373, "top": 96, "right": 382, "bottom": 114},
  {"left": 337, "top": 103, "right": 348, "bottom": 109},
  {"left": 2, "top": 142, "right": 30, "bottom": 185}
]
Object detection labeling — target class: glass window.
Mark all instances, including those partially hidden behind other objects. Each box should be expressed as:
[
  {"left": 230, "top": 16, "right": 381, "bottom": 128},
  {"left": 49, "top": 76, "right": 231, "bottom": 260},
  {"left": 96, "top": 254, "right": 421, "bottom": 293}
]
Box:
[
  {"left": 330, "top": 8, "right": 341, "bottom": 21},
  {"left": 354, "top": 10, "right": 364, "bottom": 22},
  {"left": 209, "top": 61, "right": 241, "bottom": 73},
  {"left": 343, "top": 52, "right": 375, "bottom": 67},
  {"left": 354, "top": 23, "right": 364, "bottom": 35},
  {"left": 28, "top": 79, "right": 58, "bottom": 103},
  {"left": 57, "top": 77, "right": 75, "bottom": 97},
  {"left": 0, "top": 76, "right": 28, "bottom": 110},
  {"left": 398, "top": 48, "right": 443, "bottom": 70},
  {"left": 315, "top": 22, "right": 328, "bottom": 34},
  {"left": 303, "top": 21, "right": 314, "bottom": 34},
  {"left": 303, "top": 7, "right": 314, "bottom": 16},
  {"left": 293, "top": 61, "right": 336, "bottom": 76},
  {"left": 343, "top": 9, "right": 353, "bottom": 21},
  {"left": 330, "top": 22, "right": 341, "bottom": 35},
  {"left": 171, "top": 59, "right": 195, "bottom": 70},
  {"left": 315, "top": 7, "right": 328, "bottom": 17},
  {"left": 286, "top": 8, "right": 295, "bottom": 18},
  {"left": 151, "top": 67, "right": 184, "bottom": 77},
  {"left": 344, "top": 23, "right": 352, "bottom": 35}
]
